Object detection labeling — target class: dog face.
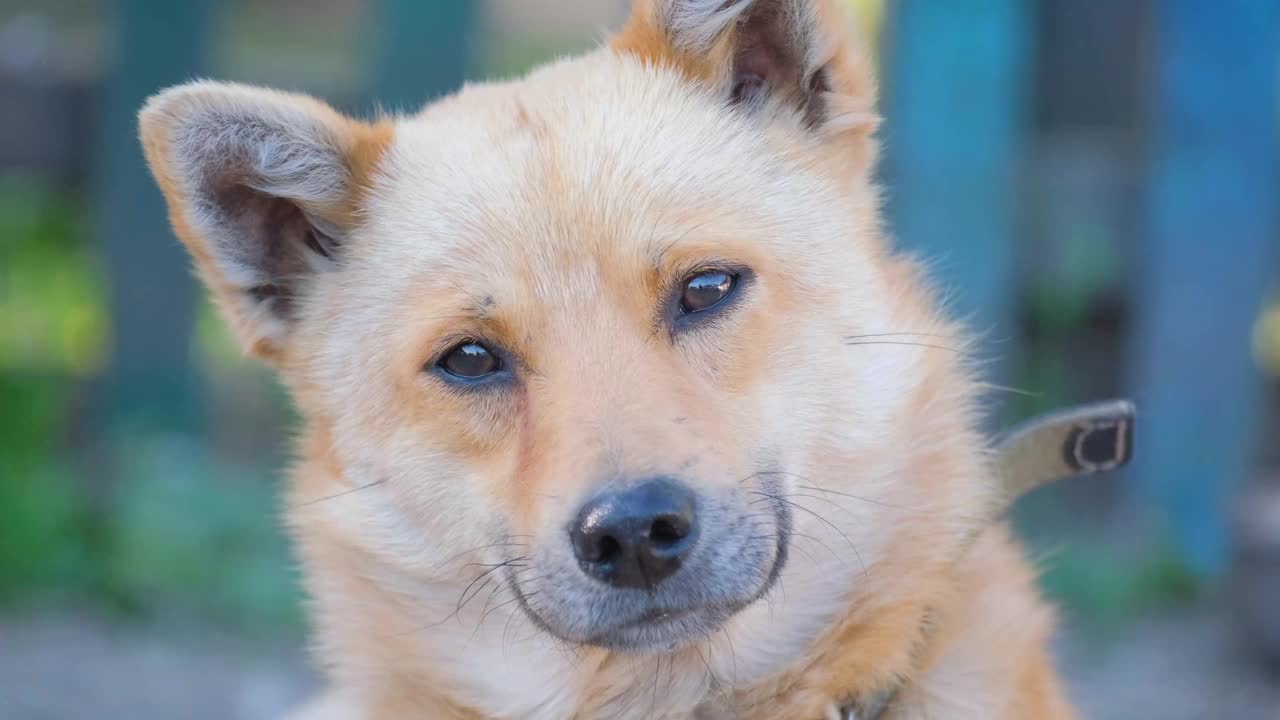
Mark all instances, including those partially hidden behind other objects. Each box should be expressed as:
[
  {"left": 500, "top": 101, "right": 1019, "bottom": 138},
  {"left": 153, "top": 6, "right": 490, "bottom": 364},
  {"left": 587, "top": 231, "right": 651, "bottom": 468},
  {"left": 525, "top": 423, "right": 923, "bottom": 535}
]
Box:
[{"left": 141, "top": 0, "right": 985, "bottom": 674}]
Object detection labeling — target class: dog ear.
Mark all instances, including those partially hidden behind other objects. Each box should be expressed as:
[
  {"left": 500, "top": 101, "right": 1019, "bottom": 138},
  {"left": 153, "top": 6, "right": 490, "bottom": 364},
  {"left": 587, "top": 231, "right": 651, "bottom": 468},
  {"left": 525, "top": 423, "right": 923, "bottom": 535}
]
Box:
[
  {"left": 613, "top": 0, "right": 878, "bottom": 139},
  {"left": 139, "top": 81, "right": 392, "bottom": 361}
]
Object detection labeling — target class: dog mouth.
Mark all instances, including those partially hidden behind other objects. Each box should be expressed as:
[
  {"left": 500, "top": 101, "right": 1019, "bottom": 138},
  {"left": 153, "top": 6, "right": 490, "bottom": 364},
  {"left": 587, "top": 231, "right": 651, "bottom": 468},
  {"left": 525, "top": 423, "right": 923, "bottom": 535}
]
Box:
[
  {"left": 509, "top": 506, "right": 790, "bottom": 653},
  {"left": 626, "top": 607, "right": 693, "bottom": 627},
  {"left": 513, "top": 581, "right": 764, "bottom": 653},
  {"left": 585, "top": 605, "right": 728, "bottom": 652}
]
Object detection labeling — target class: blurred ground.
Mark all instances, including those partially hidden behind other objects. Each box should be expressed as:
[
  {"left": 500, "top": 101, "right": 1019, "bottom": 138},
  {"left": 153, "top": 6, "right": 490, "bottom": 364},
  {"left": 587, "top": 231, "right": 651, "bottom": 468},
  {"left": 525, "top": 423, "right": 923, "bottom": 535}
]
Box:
[
  {"left": 1061, "top": 604, "right": 1280, "bottom": 720},
  {"left": 0, "top": 610, "right": 317, "bottom": 720},
  {"left": 3, "top": 602, "right": 1278, "bottom": 720}
]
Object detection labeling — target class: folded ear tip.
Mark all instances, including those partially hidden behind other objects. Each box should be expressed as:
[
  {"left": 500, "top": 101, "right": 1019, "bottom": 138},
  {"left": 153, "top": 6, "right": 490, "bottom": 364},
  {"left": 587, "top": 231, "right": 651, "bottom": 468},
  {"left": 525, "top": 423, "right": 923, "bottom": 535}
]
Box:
[
  {"left": 140, "top": 80, "right": 311, "bottom": 127},
  {"left": 138, "top": 80, "right": 237, "bottom": 146},
  {"left": 138, "top": 85, "right": 184, "bottom": 138},
  {"left": 141, "top": 79, "right": 220, "bottom": 113}
]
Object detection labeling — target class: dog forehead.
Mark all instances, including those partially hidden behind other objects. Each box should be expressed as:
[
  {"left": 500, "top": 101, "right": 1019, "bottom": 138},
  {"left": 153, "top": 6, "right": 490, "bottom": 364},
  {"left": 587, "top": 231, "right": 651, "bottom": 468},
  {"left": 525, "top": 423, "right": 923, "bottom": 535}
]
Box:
[{"left": 359, "top": 53, "right": 786, "bottom": 273}]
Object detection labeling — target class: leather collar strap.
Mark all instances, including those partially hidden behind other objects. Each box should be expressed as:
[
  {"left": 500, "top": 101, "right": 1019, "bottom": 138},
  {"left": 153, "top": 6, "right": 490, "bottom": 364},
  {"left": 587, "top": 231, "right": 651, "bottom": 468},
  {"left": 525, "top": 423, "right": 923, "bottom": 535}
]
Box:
[
  {"left": 994, "top": 399, "right": 1135, "bottom": 504},
  {"left": 836, "top": 399, "right": 1137, "bottom": 720}
]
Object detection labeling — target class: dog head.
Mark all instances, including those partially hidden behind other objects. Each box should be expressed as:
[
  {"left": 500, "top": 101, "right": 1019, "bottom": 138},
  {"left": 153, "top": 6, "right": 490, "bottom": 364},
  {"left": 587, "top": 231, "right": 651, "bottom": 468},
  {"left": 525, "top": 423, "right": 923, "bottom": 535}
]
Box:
[{"left": 140, "top": 0, "right": 987, "bottom": 669}]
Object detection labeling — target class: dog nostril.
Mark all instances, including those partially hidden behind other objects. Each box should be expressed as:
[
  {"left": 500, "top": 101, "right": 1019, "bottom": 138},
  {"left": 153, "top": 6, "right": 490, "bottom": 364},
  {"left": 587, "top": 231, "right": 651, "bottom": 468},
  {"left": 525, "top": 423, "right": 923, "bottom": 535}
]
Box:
[
  {"left": 594, "top": 534, "right": 623, "bottom": 564},
  {"left": 649, "top": 515, "right": 688, "bottom": 548}
]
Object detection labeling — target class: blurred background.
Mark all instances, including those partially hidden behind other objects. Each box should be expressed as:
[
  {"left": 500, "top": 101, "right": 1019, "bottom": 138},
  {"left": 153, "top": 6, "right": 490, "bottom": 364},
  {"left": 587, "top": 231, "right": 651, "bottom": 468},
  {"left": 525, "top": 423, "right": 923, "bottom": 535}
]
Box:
[{"left": 0, "top": 1, "right": 1277, "bottom": 718}]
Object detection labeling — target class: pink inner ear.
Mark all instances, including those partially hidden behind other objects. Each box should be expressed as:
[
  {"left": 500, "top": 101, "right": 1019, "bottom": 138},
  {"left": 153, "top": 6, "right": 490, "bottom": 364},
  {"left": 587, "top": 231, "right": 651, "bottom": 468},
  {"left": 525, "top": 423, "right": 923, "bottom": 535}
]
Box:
[
  {"left": 730, "top": 73, "right": 766, "bottom": 106},
  {"left": 731, "top": 43, "right": 773, "bottom": 106},
  {"left": 304, "top": 226, "right": 337, "bottom": 260},
  {"left": 732, "top": 22, "right": 788, "bottom": 92},
  {"left": 725, "top": 1, "right": 816, "bottom": 117}
]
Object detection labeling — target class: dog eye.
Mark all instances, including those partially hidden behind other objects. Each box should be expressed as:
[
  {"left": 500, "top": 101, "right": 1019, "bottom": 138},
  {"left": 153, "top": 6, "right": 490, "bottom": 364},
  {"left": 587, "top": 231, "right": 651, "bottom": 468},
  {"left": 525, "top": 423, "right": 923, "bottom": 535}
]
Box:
[
  {"left": 438, "top": 341, "right": 500, "bottom": 379},
  {"left": 680, "top": 271, "right": 737, "bottom": 314}
]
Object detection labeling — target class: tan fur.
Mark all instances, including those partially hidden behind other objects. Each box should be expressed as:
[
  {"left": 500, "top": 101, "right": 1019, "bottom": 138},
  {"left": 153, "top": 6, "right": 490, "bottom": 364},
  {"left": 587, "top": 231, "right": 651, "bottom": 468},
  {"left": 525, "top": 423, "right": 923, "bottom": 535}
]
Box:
[{"left": 139, "top": 2, "right": 1076, "bottom": 718}]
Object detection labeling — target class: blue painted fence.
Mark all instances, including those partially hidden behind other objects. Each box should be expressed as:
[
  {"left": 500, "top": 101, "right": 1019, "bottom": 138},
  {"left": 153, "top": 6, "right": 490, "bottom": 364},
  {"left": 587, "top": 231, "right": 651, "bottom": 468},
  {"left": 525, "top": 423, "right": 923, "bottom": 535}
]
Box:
[
  {"left": 883, "top": 0, "right": 1030, "bottom": 378},
  {"left": 1129, "top": 0, "right": 1280, "bottom": 576}
]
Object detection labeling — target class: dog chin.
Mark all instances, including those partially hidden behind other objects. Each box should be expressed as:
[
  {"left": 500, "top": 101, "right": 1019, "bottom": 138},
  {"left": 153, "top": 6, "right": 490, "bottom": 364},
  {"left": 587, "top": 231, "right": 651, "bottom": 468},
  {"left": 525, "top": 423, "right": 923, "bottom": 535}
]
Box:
[
  {"left": 522, "top": 563, "right": 786, "bottom": 654},
  {"left": 580, "top": 604, "right": 738, "bottom": 653}
]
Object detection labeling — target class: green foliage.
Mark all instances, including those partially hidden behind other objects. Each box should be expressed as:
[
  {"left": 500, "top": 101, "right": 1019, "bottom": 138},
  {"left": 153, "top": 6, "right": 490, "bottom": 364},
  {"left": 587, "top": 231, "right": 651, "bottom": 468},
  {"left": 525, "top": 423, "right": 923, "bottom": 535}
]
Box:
[
  {"left": 0, "top": 415, "right": 302, "bottom": 631},
  {"left": 0, "top": 175, "right": 299, "bottom": 634},
  {"left": 0, "top": 374, "right": 94, "bottom": 603},
  {"left": 0, "top": 174, "right": 108, "bottom": 377},
  {"left": 1038, "top": 539, "right": 1201, "bottom": 636},
  {"left": 107, "top": 435, "right": 302, "bottom": 630},
  {"left": 0, "top": 177, "right": 99, "bottom": 600}
]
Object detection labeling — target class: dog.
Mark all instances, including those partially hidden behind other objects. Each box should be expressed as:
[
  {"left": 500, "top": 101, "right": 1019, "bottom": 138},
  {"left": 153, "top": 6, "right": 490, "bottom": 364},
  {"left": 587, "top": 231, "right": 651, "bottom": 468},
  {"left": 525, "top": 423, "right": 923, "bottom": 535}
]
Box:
[{"left": 139, "top": 1, "right": 1082, "bottom": 717}]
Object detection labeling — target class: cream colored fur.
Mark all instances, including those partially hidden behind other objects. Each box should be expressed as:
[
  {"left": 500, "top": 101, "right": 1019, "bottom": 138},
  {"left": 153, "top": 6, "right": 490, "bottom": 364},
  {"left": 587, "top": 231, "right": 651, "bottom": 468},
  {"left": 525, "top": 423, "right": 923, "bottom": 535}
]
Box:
[{"left": 138, "top": 2, "right": 1075, "bottom": 718}]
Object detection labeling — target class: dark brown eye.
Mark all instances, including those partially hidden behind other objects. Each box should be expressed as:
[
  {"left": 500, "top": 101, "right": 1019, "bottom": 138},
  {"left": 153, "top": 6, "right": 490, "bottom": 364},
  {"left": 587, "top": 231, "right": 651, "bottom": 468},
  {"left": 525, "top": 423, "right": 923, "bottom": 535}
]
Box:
[
  {"left": 438, "top": 341, "right": 500, "bottom": 379},
  {"left": 680, "top": 271, "right": 736, "bottom": 314}
]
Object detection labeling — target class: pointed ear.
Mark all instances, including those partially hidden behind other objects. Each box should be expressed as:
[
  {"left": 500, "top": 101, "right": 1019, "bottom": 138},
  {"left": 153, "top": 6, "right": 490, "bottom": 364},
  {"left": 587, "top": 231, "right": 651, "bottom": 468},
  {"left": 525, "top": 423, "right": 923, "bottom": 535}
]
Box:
[
  {"left": 613, "top": 0, "right": 878, "bottom": 139},
  {"left": 139, "top": 81, "right": 392, "bottom": 360}
]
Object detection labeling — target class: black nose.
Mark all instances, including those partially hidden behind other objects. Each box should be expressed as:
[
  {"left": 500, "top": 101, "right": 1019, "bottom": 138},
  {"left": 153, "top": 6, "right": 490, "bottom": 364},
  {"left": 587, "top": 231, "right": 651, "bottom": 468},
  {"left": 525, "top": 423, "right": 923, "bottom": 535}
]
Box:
[{"left": 570, "top": 478, "right": 699, "bottom": 589}]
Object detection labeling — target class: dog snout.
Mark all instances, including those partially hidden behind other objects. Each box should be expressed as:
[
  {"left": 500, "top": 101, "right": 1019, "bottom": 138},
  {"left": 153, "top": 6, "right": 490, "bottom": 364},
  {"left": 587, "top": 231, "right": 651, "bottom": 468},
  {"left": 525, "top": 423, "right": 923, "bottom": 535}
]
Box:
[{"left": 569, "top": 477, "right": 699, "bottom": 590}]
